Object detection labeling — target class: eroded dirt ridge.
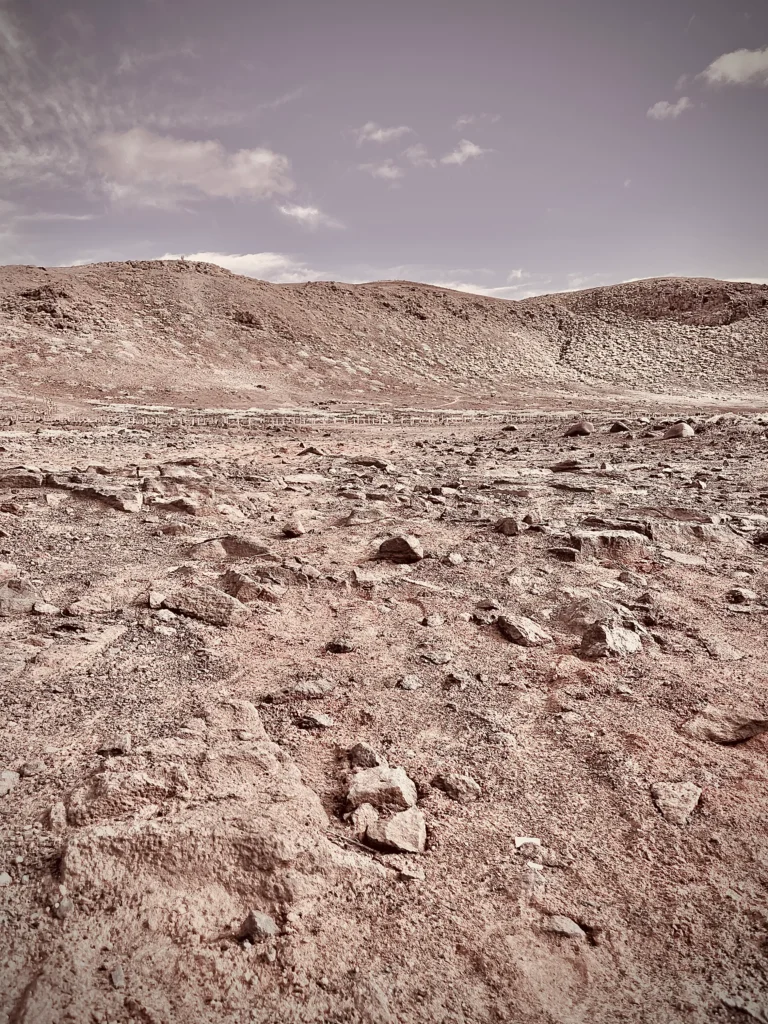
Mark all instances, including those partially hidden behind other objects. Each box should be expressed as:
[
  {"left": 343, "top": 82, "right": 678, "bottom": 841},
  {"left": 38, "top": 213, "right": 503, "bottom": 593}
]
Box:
[{"left": 1, "top": 409, "right": 768, "bottom": 1023}]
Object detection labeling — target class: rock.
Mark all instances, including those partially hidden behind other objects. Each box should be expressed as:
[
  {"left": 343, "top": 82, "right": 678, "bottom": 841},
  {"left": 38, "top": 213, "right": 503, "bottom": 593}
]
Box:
[
  {"left": 0, "top": 579, "right": 40, "bottom": 617},
  {"left": 349, "top": 802, "right": 380, "bottom": 836},
  {"left": 660, "top": 549, "right": 705, "bottom": 566},
  {"left": 296, "top": 712, "right": 334, "bottom": 729},
  {"left": 1, "top": 770, "right": 20, "bottom": 797},
  {"left": 726, "top": 587, "right": 758, "bottom": 604},
  {"left": 221, "top": 569, "right": 286, "bottom": 605},
  {"left": 366, "top": 806, "right": 426, "bottom": 854},
  {"left": 419, "top": 649, "right": 453, "bottom": 665},
  {"left": 110, "top": 965, "right": 126, "bottom": 990},
  {"left": 348, "top": 743, "right": 383, "bottom": 768},
  {"left": 0, "top": 467, "right": 44, "bottom": 488},
  {"left": 681, "top": 706, "right": 768, "bottom": 745},
  {"left": 609, "top": 421, "right": 631, "bottom": 433},
  {"left": 377, "top": 534, "right": 424, "bottom": 563},
  {"left": 398, "top": 674, "right": 423, "bottom": 691},
  {"left": 494, "top": 517, "right": 520, "bottom": 537},
  {"left": 282, "top": 518, "right": 306, "bottom": 538},
  {"left": 569, "top": 530, "right": 653, "bottom": 564},
  {"left": 48, "top": 801, "right": 68, "bottom": 831},
  {"left": 20, "top": 761, "right": 44, "bottom": 778},
  {"left": 0, "top": 872, "right": 11, "bottom": 887},
  {"left": 238, "top": 909, "right": 280, "bottom": 940},
  {"left": 551, "top": 458, "right": 588, "bottom": 473},
  {"left": 580, "top": 623, "right": 642, "bottom": 658},
  {"left": 563, "top": 420, "right": 594, "bottom": 437},
  {"left": 444, "top": 552, "right": 464, "bottom": 566},
  {"left": 663, "top": 422, "right": 695, "bottom": 439},
  {"left": 326, "top": 636, "right": 356, "bottom": 654},
  {"left": 544, "top": 915, "right": 586, "bottom": 940},
  {"left": 284, "top": 473, "right": 327, "bottom": 486},
  {"left": 55, "top": 896, "right": 75, "bottom": 919},
  {"left": 548, "top": 543, "right": 580, "bottom": 563},
  {"left": 162, "top": 584, "right": 250, "bottom": 627},
  {"left": 32, "top": 602, "right": 60, "bottom": 616},
  {"left": 347, "top": 766, "right": 417, "bottom": 811},
  {"left": 651, "top": 781, "right": 701, "bottom": 824},
  {"left": 433, "top": 773, "right": 481, "bottom": 803},
  {"left": 219, "top": 533, "right": 271, "bottom": 558},
  {"left": 98, "top": 733, "right": 132, "bottom": 756},
  {"left": 497, "top": 615, "right": 552, "bottom": 647},
  {"left": 421, "top": 613, "right": 444, "bottom": 628}
]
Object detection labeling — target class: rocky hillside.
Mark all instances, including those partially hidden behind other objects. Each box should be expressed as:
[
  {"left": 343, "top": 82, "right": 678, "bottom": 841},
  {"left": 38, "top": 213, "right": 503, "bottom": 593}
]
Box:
[{"left": 0, "top": 261, "right": 766, "bottom": 408}]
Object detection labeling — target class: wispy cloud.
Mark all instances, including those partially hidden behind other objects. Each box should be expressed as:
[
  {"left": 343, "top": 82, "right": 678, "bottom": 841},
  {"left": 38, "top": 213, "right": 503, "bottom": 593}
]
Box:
[
  {"left": 699, "top": 46, "right": 768, "bottom": 86},
  {"left": 646, "top": 97, "right": 693, "bottom": 120},
  {"left": 277, "top": 203, "right": 342, "bottom": 229},
  {"left": 402, "top": 143, "right": 436, "bottom": 168},
  {"left": 358, "top": 159, "right": 404, "bottom": 181},
  {"left": 354, "top": 121, "right": 413, "bottom": 145},
  {"left": 117, "top": 44, "right": 197, "bottom": 74},
  {"left": 160, "top": 250, "right": 329, "bottom": 282},
  {"left": 440, "top": 139, "right": 490, "bottom": 165},
  {"left": 453, "top": 112, "right": 500, "bottom": 129},
  {"left": 95, "top": 127, "right": 294, "bottom": 208},
  {"left": 256, "top": 87, "right": 305, "bottom": 112}
]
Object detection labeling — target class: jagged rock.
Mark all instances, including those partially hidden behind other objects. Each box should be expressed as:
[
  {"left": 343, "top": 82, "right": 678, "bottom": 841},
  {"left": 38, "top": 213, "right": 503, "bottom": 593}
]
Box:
[
  {"left": 563, "top": 421, "right": 594, "bottom": 437},
  {"left": 433, "top": 773, "right": 481, "bottom": 803},
  {"left": 609, "top": 421, "right": 631, "bottom": 433},
  {"left": 494, "top": 517, "right": 520, "bottom": 536},
  {"left": 580, "top": 623, "right": 642, "bottom": 658},
  {"left": 348, "top": 743, "right": 384, "bottom": 768},
  {"left": 221, "top": 569, "right": 286, "bottom": 604},
  {"left": 651, "top": 781, "right": 701, "bottom": 824},
  {"left": 162, "top": 583, "right": 250, "bottom": 626},
  {"left": 0, "top": 579, "right": 40, "bottom": 617},
  {"left": 282, "top": 518, "right": 306, "bottom": 537},
  {"left": 663, "top": 422, "right": 695, "bottom": 439},
  {"left": 238, "top": 909, "right": 280, "bottom": 940},
  {"left": 569, "top": 530, "right": 653, "bottom": 564},
  {"left": 296, "top": 711, "right": 334, "bottom": 729},
  {"left": 347, "top": 766, "right": 417, "bottom": 811},
  {"left": 0, "top": 467, "right": 44, "bottom": 488},
  {"left": 366, "top": 806, "right": 426, "bottom": 854},
  {"left": 377, "top": 534, "right": 424, "bottom": 563},
  {"left": 681, "top": 706, "right": 768, "bottom": 745},
  {"left": 497, "top": 614, "right": 552, "bottom": 647}
]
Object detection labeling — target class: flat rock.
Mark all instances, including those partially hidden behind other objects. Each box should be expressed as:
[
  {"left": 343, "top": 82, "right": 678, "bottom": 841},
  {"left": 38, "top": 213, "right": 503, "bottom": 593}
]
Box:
[
  {"left": 580, "top": 622, "right": 642, "bottom": 658},
  {"left": 651, "top": 781, "right": 701, "bottom": 824},
  {"left": 563, "top": 420, "right": 594, "bottom": 437},
  {"left": 544, "top": 915, "right": 587, "bottom": 939},
  {"left": 497, "top": 614, "right": 552, "bottom": 647},
  {"left": 681, "top": 706, "right": 768, "bottom": 745},
  {"left": 347, "top": 766, "right": 417, "bottom": 811},
  {"left": 366, "top": 806, "right": 426, "bottom": 854},
  {"left": 162, "top": 584, "right": 250, "bottom": 626}
]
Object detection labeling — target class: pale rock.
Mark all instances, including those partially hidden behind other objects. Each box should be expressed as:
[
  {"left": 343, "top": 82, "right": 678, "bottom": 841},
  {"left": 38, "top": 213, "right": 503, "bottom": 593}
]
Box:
[
  {"left": 366, "top": 806, "right": 426, "bottom": 854},
  {"left": 347, "top": 766, "right": 417, "bottom": 811},
  {"left": 238, "top": 909, "right": 280, "bottom": 939},
  {"left": 497, "top": 615, "right": 552, "bottom": 647},
  {"left": 433, "top": 773, "right": 481, "bottom": 803},
  {"left": 162, "top": 584, "right": 250, "bottom": 627},
  {"left": 1, "top": 770, "right": 20, "bottom": 797},
  {"left": 651, "top": 781, "right": 701, "bottom": 824},
  {"left": 681, "top": 706, "right": 768, "bottom": 745},
  {"left": 663, "top": 422, "right": 695, "bottom": 439},
  {"left": 544, "top": 915, "right": 586, "bottom": 939},
  {"left": 580, "top": 623, "right": 642, "bottom": 658}
]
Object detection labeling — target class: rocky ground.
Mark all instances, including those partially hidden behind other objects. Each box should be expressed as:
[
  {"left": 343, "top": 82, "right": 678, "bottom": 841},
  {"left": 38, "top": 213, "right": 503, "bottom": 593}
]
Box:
[{"left": 2, "top": 409, "right": 768, "bottom": 1024}]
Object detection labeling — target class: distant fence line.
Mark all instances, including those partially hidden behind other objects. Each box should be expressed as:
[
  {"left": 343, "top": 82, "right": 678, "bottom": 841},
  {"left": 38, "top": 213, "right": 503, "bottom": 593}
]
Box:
[{"left": 7, "top": 408, "right": 524, "bottom": 429}]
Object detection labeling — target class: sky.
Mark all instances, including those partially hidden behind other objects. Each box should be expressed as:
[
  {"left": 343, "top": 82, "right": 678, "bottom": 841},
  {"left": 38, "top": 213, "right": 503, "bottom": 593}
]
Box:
[{"left": 0, "top": 0, "right": 767, "bottom": 298}]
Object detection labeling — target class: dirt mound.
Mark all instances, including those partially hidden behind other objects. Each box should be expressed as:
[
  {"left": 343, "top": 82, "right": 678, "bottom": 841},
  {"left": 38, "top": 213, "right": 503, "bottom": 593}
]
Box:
[{"left": 0, "top": 261, "right": 766, "bottom": 408}]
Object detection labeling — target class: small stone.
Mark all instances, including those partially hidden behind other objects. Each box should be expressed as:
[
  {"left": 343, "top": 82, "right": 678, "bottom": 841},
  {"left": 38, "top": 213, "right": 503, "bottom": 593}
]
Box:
[
  {"left": 238, "top": 909, "right": 280, "bottom": 940},
  {"left": 548, "top": 546, "right": 580, "bottom": 563},
  {"left": 0, "top": 770, "right": 20, "bottom": 797},
  {"left": 98, "top": 733, "right": 132, "bottom": 756},
  {"left": 347, "top": 766, "right": 417, "bottom": 811},
  {"left": 32, "top": 602, "right": 60, "bottom": 616},
  {"left": 663, "top": 422, "right": 695, "bottom": 439},
  {"left": 19, "top": 761, "right": 44, "bottom": 778},
  {"left": 725, "top": 587, "right": 758, "bottom": 604},
  {"left": 580, "top": 623, "right": 642, "bottom": 659},
  {"left": 494, "top": 517, "right": 520, "bottom": 537},
  {"left": 545, "top": 915, "right": 586, "bottom": 940},
  {"left": 497, "top": 615, "right": 552, "bottom": 647},
  {"left": 651, "top": 781, "right": 701, "bottom": 824},
  {"left": 55, "top": 897, "right": 74, "bottom": 919},
  {"left": 398, "top": 675, "right": 423, "bottom": 691},
  {"left": 110, "top": 966, "right": 126, "bottom": 990},
  {"left": 0, "top": 872, "right": 11, "bottom": 887},
  {"left": 421, "top": 613, "right": 444, "bottom": 628},
  {"left": 296, "top": 712, "right": 334, "bottom": 730},
  {"left": 326, "top": 636, "right": 356, "bottom": 653},
  {"left": 433, "top": 773, "right": 481, "bottom": 803},
  {"left": 148, "top": 590, "right": 166, "bottom": 609},
  {"left": 348, "top": 742, "right": 383, "bottom": 768},
  {"left": 563, "top": 420, "right": 594, "bottom": 437},
  {"left": 366, "top": 806, "right": 426, "bottom": 854},
  {"left": 282, "top": 518, "right": 306, "bottom": 538},
  {"left": 377, "top": 535, "right": 424, "bottom": 563},
  {"left": 444, "top": 552, "right": 464, "bottom": 566},
  {"left": 48, "top": 801, "right": 67, "bottom": 831},
  {"left": 419, "top": 649, "right": 453, "bottom": 665}
]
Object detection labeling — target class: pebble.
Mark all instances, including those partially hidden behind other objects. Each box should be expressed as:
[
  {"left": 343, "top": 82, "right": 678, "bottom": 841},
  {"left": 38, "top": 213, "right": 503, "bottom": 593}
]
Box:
[
  {"left": 238, "top": 909, "right": 280, "bottom": 940},
  {"left": 0, "top": 872, "right": 11, "bottom": 886},
  {"left": 398, "top": 675, "right": 423, "bottom": 691}
]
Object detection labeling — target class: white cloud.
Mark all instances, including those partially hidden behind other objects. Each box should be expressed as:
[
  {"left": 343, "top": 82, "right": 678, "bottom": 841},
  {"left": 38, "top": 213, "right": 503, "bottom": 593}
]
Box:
[
  {"left": 160, "top": 251, "right": 328, "bottom": 282},
  {"left": 623, "top": 178, "right": 632, "bottom": 188},
  {"left": 699, "top": 46, "right": 768, "bottom": 86},
  {"left": 256, "top": 88, "right": 305, "bottom": 112},
  {"left": 117, "top": 45, "right": 196, "bottom": 74},
  {"left": 506, "top": 268, "right": 526, "bottom": 282},
  {"left": 277, "top": 203, "right": 342, "bottom": 229},
  {"left": 354, "top": 121, "right": 413, "bottom": 145},
  {"left": 440, "top": 139, "right": 490, "bottom": 165},
  {"left": 358, "top": 159, "right": 404, "bottom": 181},
  {"left": 403, "top": 144, "right": 436, "bottom": 168},
  {"left": 95, "top": 127, "right": 294, "bottom": 207},
  {"left": 453, "top": 113, "right": 500, "bottom": 129},
  {"left": 646, "top": 97, "right": 693, "bottom": 120}
]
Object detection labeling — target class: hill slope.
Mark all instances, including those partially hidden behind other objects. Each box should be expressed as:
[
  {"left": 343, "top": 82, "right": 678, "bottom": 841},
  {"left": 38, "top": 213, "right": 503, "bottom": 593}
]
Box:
[{"left": 0, "top": 261, "right": 766, "bottom": 408}]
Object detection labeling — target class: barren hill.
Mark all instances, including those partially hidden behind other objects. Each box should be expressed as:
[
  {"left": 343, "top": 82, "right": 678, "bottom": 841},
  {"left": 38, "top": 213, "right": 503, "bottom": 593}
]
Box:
[{"left": 0, "top": 260, "right": 766, "bottom": 409}]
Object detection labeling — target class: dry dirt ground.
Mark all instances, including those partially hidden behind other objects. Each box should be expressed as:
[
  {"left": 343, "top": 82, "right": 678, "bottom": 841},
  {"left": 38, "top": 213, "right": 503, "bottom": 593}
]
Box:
[{"left": 2, "top": 407, "right": 768, "bottom": 1024}]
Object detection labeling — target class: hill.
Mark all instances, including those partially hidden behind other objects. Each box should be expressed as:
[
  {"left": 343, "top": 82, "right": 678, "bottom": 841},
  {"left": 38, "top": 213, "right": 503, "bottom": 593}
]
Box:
[{"left": 0, "top": 261, "right": 766, "bottom": 409}]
